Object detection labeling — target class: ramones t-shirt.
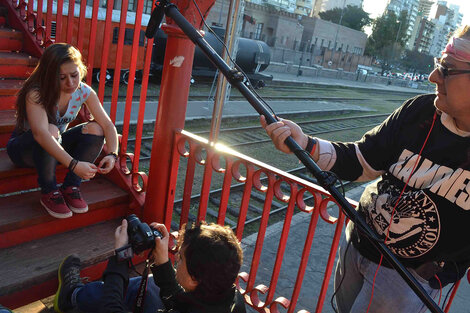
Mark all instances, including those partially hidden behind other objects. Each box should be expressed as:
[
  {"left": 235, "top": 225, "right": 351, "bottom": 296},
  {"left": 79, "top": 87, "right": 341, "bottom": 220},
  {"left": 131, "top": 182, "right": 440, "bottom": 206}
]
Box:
[{"left": 329, "top": 94, "right": 470, "bottom": 268}]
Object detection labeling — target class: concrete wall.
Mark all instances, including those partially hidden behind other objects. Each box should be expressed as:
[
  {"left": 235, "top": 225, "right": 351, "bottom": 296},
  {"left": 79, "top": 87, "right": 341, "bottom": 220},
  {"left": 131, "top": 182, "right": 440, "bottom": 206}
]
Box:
[{"left": 302, "top": 18, "right": 368, "bottom": 54}]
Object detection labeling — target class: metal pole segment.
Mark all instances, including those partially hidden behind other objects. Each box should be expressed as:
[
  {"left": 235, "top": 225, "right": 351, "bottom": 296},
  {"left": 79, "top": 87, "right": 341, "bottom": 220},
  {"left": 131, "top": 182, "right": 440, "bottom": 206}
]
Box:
[
  {"left": 209, "top": 0, "right": 242, "bottom": 142},
  {"left": 160, "top": 3, "right": 444, "bottom": 312}
]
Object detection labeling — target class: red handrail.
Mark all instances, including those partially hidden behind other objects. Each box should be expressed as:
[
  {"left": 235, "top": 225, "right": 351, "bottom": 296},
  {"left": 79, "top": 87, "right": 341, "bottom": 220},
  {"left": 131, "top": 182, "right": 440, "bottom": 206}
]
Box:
[{"left": 168, "top": 130, "right": 350, "bottom": 312}]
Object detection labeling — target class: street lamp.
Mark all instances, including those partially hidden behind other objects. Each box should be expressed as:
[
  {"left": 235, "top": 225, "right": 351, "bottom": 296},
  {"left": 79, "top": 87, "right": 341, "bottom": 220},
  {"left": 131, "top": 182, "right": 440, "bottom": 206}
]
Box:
[
  {"left": 391, "top": 19, "right": 402, "bottom": 72},
  {"left": 331, "top": 0, "right": 347, "bottom": 64}
]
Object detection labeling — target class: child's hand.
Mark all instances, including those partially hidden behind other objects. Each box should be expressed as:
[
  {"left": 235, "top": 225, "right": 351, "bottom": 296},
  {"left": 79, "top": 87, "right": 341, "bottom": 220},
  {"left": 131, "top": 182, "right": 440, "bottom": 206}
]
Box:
[
  {"left": 97, "top": 155, "right": 116, "bottom": 174},
  {"left": 150, "top": 223, "right": 170, "bottom": 265},
  {"left": 73, "top": 161, "right": 98, "bottom": 180}
]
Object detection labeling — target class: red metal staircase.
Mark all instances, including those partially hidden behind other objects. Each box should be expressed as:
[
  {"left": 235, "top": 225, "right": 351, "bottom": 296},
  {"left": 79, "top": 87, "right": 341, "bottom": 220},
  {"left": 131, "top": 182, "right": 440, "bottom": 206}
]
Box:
[{"left": 0, "top": 3, "right": 133, "bottom": 309}]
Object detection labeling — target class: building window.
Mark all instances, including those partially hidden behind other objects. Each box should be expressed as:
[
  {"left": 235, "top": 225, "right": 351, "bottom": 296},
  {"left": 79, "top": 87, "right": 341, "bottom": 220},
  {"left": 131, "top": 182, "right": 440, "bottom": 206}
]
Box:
[
  {"left": 254, "top": 23, "right": 263, "bottom": 40},
  {"left": 128, "top": 0, "right": 136, "bottom": 12},
  {"left": 143, "top": 0, "right": 153, "bottom": 14},
  {"left": 128, "top": 0, "right": 152, "bottom": 12},
  {"left": 51, "top": 21, "right": 56, "bottom": 38}
]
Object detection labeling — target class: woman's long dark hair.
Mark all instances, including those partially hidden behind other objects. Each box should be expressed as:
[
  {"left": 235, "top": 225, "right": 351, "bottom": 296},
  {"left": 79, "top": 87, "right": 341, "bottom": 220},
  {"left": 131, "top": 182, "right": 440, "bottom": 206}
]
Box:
[{"left": 15, "top": 43, "right": 87, "bottom": 131}]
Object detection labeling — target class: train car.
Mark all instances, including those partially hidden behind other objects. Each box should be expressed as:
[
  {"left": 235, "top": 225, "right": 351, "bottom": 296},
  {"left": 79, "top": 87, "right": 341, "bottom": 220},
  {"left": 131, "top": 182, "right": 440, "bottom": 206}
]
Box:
[{"left": 150, "top": 27, "right": 273, "bottom": 88}]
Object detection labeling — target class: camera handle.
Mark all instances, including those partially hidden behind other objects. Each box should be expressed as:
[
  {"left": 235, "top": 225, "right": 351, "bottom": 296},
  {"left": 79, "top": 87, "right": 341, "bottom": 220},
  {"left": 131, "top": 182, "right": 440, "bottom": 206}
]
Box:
[{"left": 146, "top": 1, "right": 444, "bottom": 312}]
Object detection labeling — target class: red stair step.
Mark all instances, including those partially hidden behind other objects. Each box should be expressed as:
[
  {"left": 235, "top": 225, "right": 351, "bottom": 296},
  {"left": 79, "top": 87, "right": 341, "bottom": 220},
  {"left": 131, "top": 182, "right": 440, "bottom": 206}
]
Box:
[
  {"left": 0, "top": 51, "right": 38, "bottom": 79},
  {"left": 0, "top": 109, "right": 15, "bottom": 130},
  {"left": 0, "top": 150, "right": 69, "bottom": 194},
  {"left": 0, "top": 79, "right": 23, "bottom": 96},
  {"left": 0, "top": 178, "right": 130, "bottom": 248},
  {"left": 0, "top": 64, "right": 34, "bottom": 79},
  {"left": 0, "top": 219, "right": 121, "bottom": 308},
  {"left": 0, "top": 51, "right": 38, "bottom": 66},
  {"left": 0, "top": 109, "right": 15, "bottom": 148},
  {"left": 0, "top": 28, "right": 22, "bottom": 51},
  {"left": 0, "top": 95, "right": 16, "bottom": 110}
]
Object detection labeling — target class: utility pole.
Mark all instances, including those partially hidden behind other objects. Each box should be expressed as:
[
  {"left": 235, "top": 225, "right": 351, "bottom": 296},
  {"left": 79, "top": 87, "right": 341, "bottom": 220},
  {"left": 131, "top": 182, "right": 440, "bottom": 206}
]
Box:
[{"left": 331, "top": 0, "right": 347, "bottom": 65}]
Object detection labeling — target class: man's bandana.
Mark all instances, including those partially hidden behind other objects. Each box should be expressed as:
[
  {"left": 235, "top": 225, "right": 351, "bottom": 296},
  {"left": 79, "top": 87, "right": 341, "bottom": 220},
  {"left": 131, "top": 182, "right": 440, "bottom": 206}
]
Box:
[{"left": 444, "top": 37, "right": 470, "bottom": 62}]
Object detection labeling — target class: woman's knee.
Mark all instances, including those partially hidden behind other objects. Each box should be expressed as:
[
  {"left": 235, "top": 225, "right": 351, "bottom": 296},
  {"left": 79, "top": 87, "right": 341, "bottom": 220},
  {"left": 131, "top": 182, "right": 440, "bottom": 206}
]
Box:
[
  {"left": 82, "top": 122, "right": 104, "bottom": 136},
  {"left": 48, "top": 124, "right": 60, "bottom": 139}
]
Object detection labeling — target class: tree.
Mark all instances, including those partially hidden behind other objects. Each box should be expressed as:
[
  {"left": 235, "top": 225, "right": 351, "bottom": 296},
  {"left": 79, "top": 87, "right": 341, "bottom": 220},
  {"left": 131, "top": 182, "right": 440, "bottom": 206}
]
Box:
[
  {"left": 365, "top": 10, "right": 409, "bottom": 74},
  {"left": 401, "top": 50, "right": 434, "bottom": 74},
  {"left": 319, "top": 5, "right": 372, "bottom": 31}
]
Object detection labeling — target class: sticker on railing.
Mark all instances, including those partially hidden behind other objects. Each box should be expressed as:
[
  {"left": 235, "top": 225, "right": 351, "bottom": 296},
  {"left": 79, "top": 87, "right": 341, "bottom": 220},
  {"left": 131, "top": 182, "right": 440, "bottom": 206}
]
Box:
[{"left": 170, "top": 56, "right": 185, "bottom": 67}]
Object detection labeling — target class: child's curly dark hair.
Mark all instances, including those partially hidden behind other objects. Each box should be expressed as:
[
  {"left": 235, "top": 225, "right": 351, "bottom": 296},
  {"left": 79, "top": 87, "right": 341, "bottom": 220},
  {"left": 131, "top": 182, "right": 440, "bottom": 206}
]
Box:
[{"left": 177, "top": 222, "right": 243, "bottom": 301}]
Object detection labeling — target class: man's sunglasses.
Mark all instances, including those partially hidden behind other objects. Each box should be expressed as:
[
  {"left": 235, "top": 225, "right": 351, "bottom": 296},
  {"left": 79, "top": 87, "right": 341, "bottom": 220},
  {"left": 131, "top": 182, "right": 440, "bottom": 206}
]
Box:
[{"left": 434, "top": 58, "right": 470, "bottom": 77}]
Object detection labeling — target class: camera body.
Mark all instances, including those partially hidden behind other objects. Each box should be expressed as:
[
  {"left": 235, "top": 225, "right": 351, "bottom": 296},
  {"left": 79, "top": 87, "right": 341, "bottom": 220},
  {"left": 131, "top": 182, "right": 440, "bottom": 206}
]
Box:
[{"left": 126, "top": 214, "right": 163, "bottom": 254}]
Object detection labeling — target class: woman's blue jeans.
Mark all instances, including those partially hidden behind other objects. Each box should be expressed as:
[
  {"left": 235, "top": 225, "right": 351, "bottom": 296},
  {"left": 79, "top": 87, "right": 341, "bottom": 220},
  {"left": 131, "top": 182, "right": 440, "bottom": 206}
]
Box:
[
  {"left": 6, "top": 123, "right": 104, "bottom": 194},
  {"left": 334, "top": 229, "right": 439, "bottom": 313},
  {"left": 72, "top": 275, "right": 166, "bottom": 313}
]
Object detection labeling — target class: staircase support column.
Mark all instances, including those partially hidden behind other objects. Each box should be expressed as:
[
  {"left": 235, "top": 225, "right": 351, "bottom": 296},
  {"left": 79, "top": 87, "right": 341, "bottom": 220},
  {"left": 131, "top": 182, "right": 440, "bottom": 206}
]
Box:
[{"left": 143, "top": 0, "right": 215, "bottom": 225}]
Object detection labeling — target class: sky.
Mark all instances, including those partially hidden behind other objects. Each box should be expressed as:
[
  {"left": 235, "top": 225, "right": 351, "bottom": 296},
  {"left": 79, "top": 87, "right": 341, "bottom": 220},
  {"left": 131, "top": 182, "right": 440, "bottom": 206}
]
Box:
[{"left": 361, "top": 0, "right": 470, "bottom": 26}]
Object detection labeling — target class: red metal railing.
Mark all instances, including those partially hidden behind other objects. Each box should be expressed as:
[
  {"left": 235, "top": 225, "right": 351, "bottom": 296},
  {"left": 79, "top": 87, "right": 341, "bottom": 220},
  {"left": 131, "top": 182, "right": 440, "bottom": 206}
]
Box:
[
  {"left": 161, "top": 129, "right": 470, "bottom": 312},
  {"left": 165, "top": 130, "right": 350, "bottom": 312},
  {"left": 4, "top": 0, "right": 153, "bottom": 205}
]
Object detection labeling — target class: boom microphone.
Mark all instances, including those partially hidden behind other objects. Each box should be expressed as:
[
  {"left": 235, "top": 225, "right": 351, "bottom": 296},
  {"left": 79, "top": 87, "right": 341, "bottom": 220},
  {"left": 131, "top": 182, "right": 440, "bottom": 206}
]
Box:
[{"left": 145, "top": 2, "right": 165, "bottom": 39}]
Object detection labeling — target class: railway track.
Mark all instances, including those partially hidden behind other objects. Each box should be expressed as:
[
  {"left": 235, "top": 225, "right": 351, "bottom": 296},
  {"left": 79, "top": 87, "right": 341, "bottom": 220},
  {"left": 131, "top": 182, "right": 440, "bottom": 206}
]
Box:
[
  {"left": 128, "top": 113, "right": 389, "bottom": 160},
  {"left": 169, "top": 166, "right": 353, "bottom": 231},
  {"left": 119, "top": 80, "right": 399, "bottom": 230},
  {"left": 125, "top": 113, "right": 384, "bottom": 230},
  {"left": 186, "top": 95, "right": 405, "bottom": 102},
  {"left": 103, "top": 80, "right": 417, "bottom": 103}
]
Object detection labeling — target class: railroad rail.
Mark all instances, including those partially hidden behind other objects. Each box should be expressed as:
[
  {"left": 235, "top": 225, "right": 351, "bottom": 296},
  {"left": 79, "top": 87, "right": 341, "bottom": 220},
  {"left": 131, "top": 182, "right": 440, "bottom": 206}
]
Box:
[
  {"left": 125, "top": 114, "right": 386, "bottom": 232},
  {"left": 128, "top": 113, "right": 390, "bottom": 160}
]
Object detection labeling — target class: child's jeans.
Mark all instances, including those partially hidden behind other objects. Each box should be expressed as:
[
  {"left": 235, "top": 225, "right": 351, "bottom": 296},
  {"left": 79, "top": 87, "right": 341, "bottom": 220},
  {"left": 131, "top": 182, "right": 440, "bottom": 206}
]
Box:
[{"left": 7, "top": 123, "right": 104, "bottom": 194}]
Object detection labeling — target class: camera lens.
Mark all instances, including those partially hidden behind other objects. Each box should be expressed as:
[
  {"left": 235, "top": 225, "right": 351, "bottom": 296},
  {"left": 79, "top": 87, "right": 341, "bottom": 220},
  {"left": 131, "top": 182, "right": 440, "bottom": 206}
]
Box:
[
  {"left": 126, "top": 214, "right": 158, "bottom": 254},
  {"left": 126, "top": 214, "right": 140, "bottom": 226}
]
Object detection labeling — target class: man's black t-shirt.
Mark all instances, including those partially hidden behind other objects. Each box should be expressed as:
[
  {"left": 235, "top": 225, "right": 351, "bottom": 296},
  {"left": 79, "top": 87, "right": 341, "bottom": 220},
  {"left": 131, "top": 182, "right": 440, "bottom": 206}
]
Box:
[{"left": 327, "top": 94, "right": 470, "bottom": 271}]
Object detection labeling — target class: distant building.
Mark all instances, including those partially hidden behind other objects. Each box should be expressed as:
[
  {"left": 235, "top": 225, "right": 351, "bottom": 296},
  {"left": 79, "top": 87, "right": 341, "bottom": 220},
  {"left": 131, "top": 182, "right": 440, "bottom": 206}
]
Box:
[
  {"left": 300, "top": 16, "right": 367, "bottom": 54},
  {"left": 295, "top": 0, "right": 313, "bottom": 16},
  {"left": 408, "top": 0, "right": 434, "bottom": 51},
  {"left": 448, "top": 4, "right": 463, "bottom": 28},
  {"left": 386, "top": 0, "right": 420, "bottom": 49},
  {"left": 417, "top": 0, "right": 434, "bottom": 18},
  {"left": 413, "top": 18, "right": 436, "bottom": 54},
  {"left": 240, "top": 2, "right": 304, "bottom": 48},
  {"left": 246, "top": 0, "right": 297, "bottom": 13},
  {"left": 429, "top": 1, "right": 462, "bottom": 56},
  {"left": 312, "top": 0, "right": 363, "bottom": 17},
  {"left": 206, "top": 0, "right": 371, "bottom": 71}
]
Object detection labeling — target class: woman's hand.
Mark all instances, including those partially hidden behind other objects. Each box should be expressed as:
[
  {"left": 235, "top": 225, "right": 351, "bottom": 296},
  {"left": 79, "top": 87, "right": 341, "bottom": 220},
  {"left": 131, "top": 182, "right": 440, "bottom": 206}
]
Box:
[
  {"left": 260, "top": 115, "right": 308, "bottom": 154},
  {"left": 73, "top": 161, "right": 98, "bottom": 180},
  {"left": 114, "top": 219, "right": 129, "bottom": 250},
  {"left": 98, "top": 155, "right": 116, "bottom": 174},
  {"left": 149, "top": 222, "right": 170, "bottom": 266}
]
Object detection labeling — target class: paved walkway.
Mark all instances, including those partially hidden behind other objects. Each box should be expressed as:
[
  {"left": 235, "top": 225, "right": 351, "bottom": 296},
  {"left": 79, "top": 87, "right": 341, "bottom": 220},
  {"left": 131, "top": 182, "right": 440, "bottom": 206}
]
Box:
[{"left": 264, "top": 70, "right": 434, "bottom": 93}]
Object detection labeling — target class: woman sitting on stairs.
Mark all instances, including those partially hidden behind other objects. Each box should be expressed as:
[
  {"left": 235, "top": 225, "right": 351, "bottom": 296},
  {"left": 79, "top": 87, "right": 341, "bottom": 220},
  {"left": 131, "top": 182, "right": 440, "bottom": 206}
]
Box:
[{"left": 7, "top": 43, "right": 118, "bottom": 219}]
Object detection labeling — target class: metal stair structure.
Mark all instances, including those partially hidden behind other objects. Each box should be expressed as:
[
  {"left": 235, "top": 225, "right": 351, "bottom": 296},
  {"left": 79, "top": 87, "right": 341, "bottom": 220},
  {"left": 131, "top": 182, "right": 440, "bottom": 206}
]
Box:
[{"left": 0, "top": 2, "right": 134, "bottom": 309}]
